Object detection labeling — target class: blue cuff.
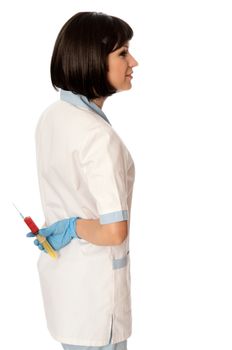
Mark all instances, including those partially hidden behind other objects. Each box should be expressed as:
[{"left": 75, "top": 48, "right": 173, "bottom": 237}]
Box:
[
  {"left": 100, "top": 210, "right": 128, "bottom": 224},
  {"left": 69, "top": 217, "right": 81, "bottom": 239}
]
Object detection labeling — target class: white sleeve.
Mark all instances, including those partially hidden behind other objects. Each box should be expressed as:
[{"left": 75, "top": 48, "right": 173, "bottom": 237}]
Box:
[{"left": 79, "top": 126, "right": 128, "bottom": 224}]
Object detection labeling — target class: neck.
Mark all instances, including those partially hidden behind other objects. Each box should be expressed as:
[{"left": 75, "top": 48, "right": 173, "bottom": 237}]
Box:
[{"left": 91, "top": 96, "right": 107, "bottom": 109}]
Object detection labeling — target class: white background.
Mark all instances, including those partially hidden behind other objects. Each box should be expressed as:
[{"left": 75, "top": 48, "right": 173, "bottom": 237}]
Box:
[{"left": 0, "top": 0, "right": 232, "bottom": 349}]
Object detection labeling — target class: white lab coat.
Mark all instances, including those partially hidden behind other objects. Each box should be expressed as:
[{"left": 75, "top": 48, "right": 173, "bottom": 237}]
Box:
[{"left": 36, "top": 93, "right": 135, "bottom": 346}]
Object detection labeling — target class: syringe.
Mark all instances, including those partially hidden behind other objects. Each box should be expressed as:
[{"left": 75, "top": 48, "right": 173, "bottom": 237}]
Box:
[{"left": 13, "top": 204, "right": 57, "bottom": 259}]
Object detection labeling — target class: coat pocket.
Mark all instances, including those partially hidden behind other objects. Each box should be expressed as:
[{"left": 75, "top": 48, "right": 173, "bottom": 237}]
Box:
[{"left": 112, "top": 250, "right": 129, "bottom": 269}]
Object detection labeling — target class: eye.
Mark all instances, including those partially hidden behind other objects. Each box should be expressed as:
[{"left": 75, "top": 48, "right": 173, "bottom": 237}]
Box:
[{"left": 119, "top": 50, "right": 128, "bottom": 57}]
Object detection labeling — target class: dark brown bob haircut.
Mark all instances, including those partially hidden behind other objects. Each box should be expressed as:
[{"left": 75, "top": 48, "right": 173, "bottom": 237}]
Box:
[{"left": 51, "top": 12, "right": 133, "bottom": 99}]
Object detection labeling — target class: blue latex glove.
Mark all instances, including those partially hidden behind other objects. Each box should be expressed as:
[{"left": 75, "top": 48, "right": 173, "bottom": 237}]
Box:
[{"left": 26, "top": 217, "right": 79, "bottom": 252}]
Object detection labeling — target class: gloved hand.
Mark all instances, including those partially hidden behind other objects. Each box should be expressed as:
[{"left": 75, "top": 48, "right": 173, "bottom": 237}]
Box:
[{"left": 26, "top": 217, "right": 79, "bottom": 252}]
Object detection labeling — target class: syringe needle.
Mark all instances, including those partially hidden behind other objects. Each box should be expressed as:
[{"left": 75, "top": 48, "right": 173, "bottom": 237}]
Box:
[{"left": 12, "top": 202, "right": 24, "bottom": 219}]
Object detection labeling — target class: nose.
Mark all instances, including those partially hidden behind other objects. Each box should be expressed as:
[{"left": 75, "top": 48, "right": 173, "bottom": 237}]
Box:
[{"left": 128, "top": 54, "right": 139, "bottom": 68}]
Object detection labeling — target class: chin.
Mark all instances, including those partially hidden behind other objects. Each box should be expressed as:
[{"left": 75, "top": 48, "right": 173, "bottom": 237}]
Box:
[
  {"left": 125, "top": 84, "right": 132, "bottom": 91},
  {"left": 117, "top": 84, "right": 132, "bottom": 92}
]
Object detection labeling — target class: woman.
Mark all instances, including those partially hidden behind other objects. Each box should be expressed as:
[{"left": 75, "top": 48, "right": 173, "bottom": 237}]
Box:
[{"left": 30, "top": 11, "right": 138, "bottom": 350}]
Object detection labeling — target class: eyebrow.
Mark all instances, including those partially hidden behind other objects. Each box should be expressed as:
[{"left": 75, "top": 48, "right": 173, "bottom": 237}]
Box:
[{"left": 115, "top": 44, "right": 129, "bottom": 52}]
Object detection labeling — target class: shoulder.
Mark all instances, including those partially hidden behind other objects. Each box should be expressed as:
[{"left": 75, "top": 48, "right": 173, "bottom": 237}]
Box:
[
  {"left": 36, "top": 100, "right": 116, "bottom": 149},
  {"left": 36, "top": 100, "right": 113, "bottom": 139},
  {"left": 38, "top": 100, "right": 109, "bottom": 128}
]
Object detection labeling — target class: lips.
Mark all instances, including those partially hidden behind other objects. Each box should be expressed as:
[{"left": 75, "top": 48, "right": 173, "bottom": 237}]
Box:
[{"left": 126, "top": 71, "right": 133, "bottom": 77}]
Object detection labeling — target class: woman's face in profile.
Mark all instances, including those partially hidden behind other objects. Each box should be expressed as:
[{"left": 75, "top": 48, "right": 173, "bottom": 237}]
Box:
[{"left": 107, "top": 42, "right": 138, "bottom": 92}]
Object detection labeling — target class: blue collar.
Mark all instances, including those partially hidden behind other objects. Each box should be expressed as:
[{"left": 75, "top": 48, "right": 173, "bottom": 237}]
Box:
[{"left": 60, "top": 89, "right": 111, "bottom": 125}]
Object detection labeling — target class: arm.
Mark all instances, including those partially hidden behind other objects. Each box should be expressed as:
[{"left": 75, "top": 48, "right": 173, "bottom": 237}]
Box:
[
  {"left": 76, "top": 219, "right": 128, "bottom": 246},
  {"left": 27, "top": 217, "right": 128, "bottom": 252},
  {"left": 76, "top": 128, "right": 129, "bottom": 246}
]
